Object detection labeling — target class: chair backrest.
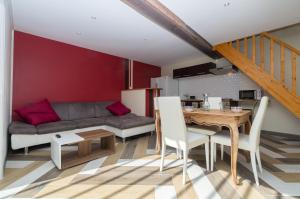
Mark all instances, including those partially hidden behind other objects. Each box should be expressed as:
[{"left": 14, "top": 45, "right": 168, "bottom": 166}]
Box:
[
  {"left": 208, "top": 97, "right": 222, "bottom": 110},
  {"left": 157, "top": 97, "right": 187, "bottom": 149},
  {"left": 249, "top": 96, "right": 269, "bottom": 151}
]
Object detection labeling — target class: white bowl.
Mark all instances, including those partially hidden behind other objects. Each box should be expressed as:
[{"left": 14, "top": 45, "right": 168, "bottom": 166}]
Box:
[
  {"left": 231, "top": 106, "right": 243, "bottom": 113},
  {"left": 184, "top": 106, "right": 194, "bottom": 112}
]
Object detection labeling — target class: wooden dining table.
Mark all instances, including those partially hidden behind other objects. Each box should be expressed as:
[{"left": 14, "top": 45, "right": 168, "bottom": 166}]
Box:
[{"left": 155, "top": 108, "right": 252, "bottom": 185}]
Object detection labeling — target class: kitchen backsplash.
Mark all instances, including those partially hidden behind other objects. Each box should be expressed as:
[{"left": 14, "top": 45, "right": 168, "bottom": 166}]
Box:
[{"left": 179, "top": 72, "right": 260, "bottom": 99}]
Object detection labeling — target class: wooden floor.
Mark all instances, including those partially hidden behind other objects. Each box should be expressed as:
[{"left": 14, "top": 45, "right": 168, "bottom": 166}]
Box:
[{"left": 1, "top": 131, "right": 300, "bottom": 199}]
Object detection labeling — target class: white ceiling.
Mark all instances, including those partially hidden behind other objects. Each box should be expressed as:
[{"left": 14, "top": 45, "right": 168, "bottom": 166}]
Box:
[
  {"left": 161, "top": 0, "right": 300, "bottom": 45},
  {"left": 12, "top": 0, "right": 300, "bottom": 67}
]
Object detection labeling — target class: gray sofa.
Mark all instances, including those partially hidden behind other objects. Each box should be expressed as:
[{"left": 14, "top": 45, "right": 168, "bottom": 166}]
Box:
[{"left": 9, "top": 101, "right": 155, "bottom": 150}]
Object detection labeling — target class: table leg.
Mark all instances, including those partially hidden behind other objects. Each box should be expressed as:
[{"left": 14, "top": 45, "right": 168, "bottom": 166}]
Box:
[
  {"left": 78, "top": 140, "right": 92, "bottom": 156},
  {"left": 245, "top": 119, "right": 251, "bottom": 134},
  {"left": 155, "top": 132, "right": 161, "bottom": 153},
  {"left": 101, "top": 135, "right": 116, "bottom": 152},
  {"left": 155, "top": 115, "right": 162, "bottom": 153},
  {"left": 230, "top": 123, "right": 239, "bottom": 185}
]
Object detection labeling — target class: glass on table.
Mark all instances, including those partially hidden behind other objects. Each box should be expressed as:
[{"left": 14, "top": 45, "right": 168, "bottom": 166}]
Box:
[{"left": 219, "top": 101, "right": 224, "bottom": 111}]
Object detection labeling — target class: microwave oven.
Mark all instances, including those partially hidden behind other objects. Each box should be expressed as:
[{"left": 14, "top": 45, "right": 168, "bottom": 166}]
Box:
[{"left": 239, "top": 90, "right": 262, "bottom": 100}]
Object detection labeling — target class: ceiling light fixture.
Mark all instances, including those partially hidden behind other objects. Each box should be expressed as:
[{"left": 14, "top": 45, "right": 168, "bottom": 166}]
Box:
[
  {"left": 91, "top": 16, "right": 97, "bottom": 20},
  {"left": 224, "top": 2, "right": 230, "bottom": 7}
]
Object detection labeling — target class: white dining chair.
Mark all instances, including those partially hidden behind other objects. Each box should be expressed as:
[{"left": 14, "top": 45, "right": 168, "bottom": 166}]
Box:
[
  {"left": 158, "top": 97, "right": 210, "bottom": 185},
  {"left": 155, "top": 97, "right": 181, "bottom": 158},
  {"left": 187, "top": 125, "right": 217, "bottom": 161},
  {"left": 208, "top": 97, "right": 223, "bottom": 110},
  {"left": 210, "top": 96, "right": 269, "bottom": 186}
]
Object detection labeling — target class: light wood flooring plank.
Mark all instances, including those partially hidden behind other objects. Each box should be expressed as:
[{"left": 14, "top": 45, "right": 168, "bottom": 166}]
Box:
[
  {"left": 216, "top": 161, "right": 265, "bottom": 199},
  {"left": 101, "top": 143, "right": 126, "bottom": 167},
  {"left": 120, "top": 138, "right": 138, "bottom": 159},
  {"left": 37, "top": 184, "right": 155, "bottom": 199},
  {"left": 133, "top": 135, "right": 149, "bottom": 159},
  {"left": 0, "top": 161, "right": 45, "bottom": 189},
  {"left": 35, "top": 163, "right": 86, "bottom": 198},
  {"left": 72, "top": 166, "right": 173, "bottom": 185},
  {"left": 15, "top": 167, "right": 62, "bottom": 198},
  {"left": 171, "top": 168, "right": 198, "bottom": 199}
]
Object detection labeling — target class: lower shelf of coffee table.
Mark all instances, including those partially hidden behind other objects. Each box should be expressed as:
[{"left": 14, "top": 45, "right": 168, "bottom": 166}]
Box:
[{"left": 61, "top": 148, "right": 113, "bottom": 169}]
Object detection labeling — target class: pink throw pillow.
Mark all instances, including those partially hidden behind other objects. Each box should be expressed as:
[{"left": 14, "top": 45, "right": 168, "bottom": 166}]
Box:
[
  {"left": 106, "top": 101, "right": 131, "bottom": 116},
  {"left": 15, "top": 99, "right": 61, "bottom": 125}
]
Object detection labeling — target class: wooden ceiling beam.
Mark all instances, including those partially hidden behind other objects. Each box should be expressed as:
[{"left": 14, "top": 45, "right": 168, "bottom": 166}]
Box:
[{"left": 121, "top": 0, "right": 220, "bottom": 59}]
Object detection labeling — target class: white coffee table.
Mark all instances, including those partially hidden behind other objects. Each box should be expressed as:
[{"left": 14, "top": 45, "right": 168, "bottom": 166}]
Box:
[
  {"left": 51, "top": 133, "right": 84, "bottom": 169},
  {"left": 51, "top": 130, "right": 116, "bottom": 170}
]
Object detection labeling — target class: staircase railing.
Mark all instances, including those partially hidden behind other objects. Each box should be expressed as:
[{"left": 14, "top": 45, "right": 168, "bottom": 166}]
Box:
[
  {"left": 228, "top": 32, "right": 299, "bottom": 97},
  {"left": 214, "top": 32, "right": 300, "bottom": 118}
]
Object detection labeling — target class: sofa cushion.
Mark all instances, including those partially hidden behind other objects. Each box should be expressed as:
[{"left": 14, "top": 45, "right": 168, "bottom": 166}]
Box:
[
  {"left": 51, "top": 103, "right": 70, "bottom": 120},
  {"left": 37, "top": 121, "right": 77, "bottom": 134},
  {"left": 105, "top": 114, "right": 154, "bottom": 129},
  {"left": 52, "top": 101, "right": 114, "bottom": 119},
  {"left": 74, "top": 117, "right": 106, "bottom": 129},
  {"left": 8, "top": 122, "right": 38, "bottom": 134},
  {"left": 15, "top": 99, "right": 61, "bottom": 125},
  {"left": 106, "top": 101, "right": 131, "bottom": 116},
  {"left": 68, "top": 103, "right": 96, "bottom": 120},
  {"left": 95, "top": 101, "right": 114, "bottom": 117}
]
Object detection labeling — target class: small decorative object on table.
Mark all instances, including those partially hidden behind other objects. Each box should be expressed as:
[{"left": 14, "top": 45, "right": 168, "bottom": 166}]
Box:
[
  {"left": 202, "top": 93, "right": 210, "bottom": 111},
  {"left": 184, "top": 106, "right": 194, "bottom": 112},
  {"left": 231, "top": 106, "right": 243, "bottom": 113}
]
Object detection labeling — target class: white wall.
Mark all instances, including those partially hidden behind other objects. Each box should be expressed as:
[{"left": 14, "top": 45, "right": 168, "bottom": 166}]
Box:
[
  {"left": 161, "top": 24, "right": 300, "bottom": 135},
  {"left": 0, "top": 0, "right": 13, "bottom": 179},
  {"left": 121, "top": 89, "right": 146, "bottom": 116}
]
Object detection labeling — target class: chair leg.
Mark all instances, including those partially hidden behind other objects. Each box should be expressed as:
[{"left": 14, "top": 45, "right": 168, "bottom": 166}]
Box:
[
  {"left": 205, "top": 142, "right": 209, "bottom": 171},
  {"left": 214, "top": 143, "right": 217, "bottom": 162},
  {"left": 220, "top": 144, "right": 224, "bottom": 160},
  {"left": 179, "top": 149, "right": 182, "bottom": 159},
  {"left": 160, "top": 143, "right": 166, "bottom": 172},
  {"left": 176, "top": 148, "right": 182, "bottom": 159},
  {"left": 256, "top": 150, "right": 263, "bottom": 173},
  {"left": 210, "top": 141, "right": 214, "bottom": 171},
  {"left": 182, "top": 149, "right": 188, "bottom": 185},
  {"left": 24, "top": 147, "right": 29, "bottom": 155},
  {"left": 250, "top": 151, "right": 259, "bottom": 186}
]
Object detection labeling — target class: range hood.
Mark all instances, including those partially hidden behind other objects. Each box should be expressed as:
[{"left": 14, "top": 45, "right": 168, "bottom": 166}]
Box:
[
  {"left": 209, "top": 58, "right": 238, "bottom": 75},
  {"left": 173, "top": 62, "right": 216, "bottom": 79}
]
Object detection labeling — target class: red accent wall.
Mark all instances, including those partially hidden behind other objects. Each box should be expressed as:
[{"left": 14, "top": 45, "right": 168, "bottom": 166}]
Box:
[
  {"left": 13, "top": 31, "right": 161, "bottom": 114},
  {"left": 132, "top": 61, "right": 161, "bottom": 89},
  {"left": 13, "top": 31, "right": 126, "bottom": 110}
]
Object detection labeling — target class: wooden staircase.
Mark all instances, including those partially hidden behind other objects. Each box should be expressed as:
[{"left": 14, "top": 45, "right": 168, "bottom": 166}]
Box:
[{"left": 214, "top": 32, "right": 300, "bottom": 118}]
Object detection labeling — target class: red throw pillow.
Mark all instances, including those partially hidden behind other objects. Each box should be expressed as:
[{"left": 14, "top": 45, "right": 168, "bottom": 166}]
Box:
[
  {"left": 106, "top": 101, "right": 131, "bottom": 116},
  {"left": 15, "top": 99, "right": 61, "bottom": 125}
]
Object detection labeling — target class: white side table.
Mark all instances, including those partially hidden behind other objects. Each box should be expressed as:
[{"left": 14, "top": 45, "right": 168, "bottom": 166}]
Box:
[{"left": 51, "top": 133, "right": 84, "bottom": 169}]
